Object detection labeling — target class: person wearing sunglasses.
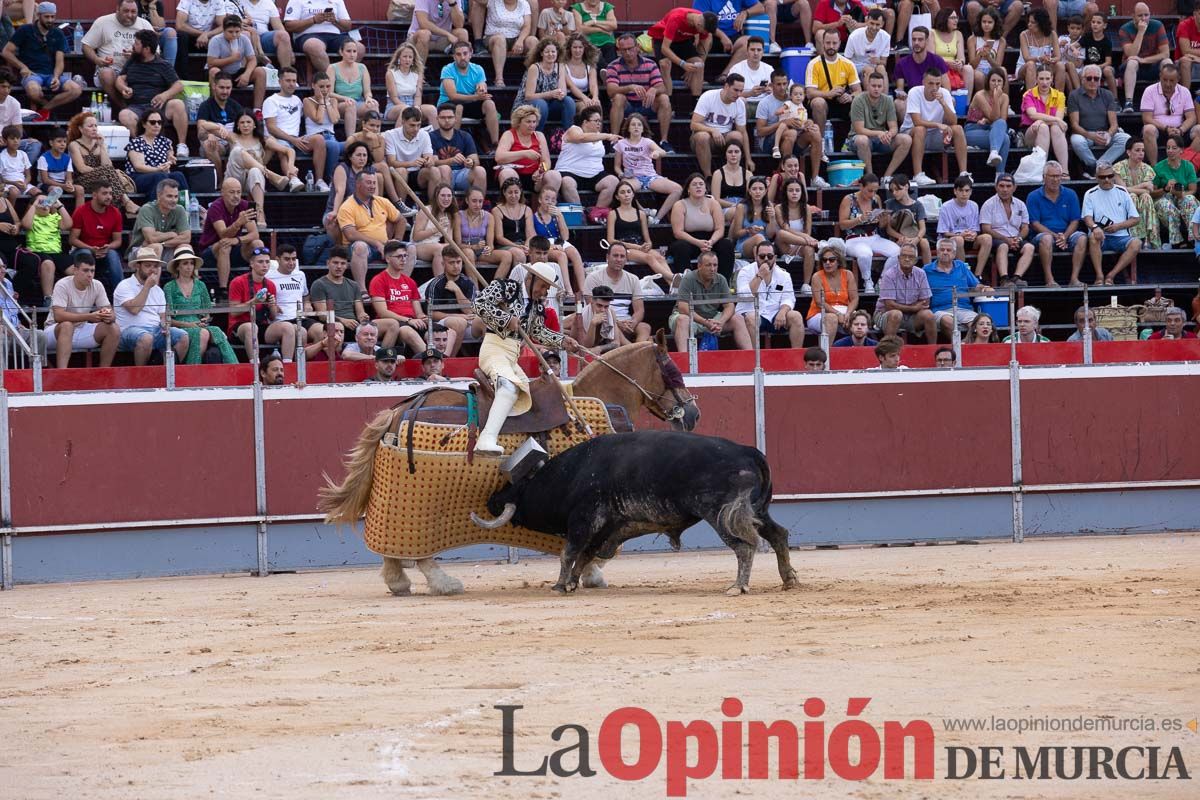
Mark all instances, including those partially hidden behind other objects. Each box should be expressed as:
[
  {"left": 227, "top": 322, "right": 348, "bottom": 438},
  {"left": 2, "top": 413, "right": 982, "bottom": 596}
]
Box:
[
  {"left": 736, "top": 240, "right": 804, "bottom": 348},
  {"left": 1067, "top": 64, "right": 1131, "bottom": 178},
  {"left": 1082, "top": 161, "right": 1143, "bottom": 285},
  {"left": 122, "top": 106, "right": 190, "bottom": 198}
]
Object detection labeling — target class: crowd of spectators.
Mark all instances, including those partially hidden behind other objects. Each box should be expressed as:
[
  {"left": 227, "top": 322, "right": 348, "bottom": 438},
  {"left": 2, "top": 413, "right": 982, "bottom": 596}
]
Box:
[{"left": 0, "top": 0, "right": 1196, "bottom": 376}]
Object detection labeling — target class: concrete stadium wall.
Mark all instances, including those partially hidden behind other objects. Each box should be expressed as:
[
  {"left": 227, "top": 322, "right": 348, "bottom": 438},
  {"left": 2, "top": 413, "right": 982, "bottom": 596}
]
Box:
[{"left": 3, "top": 360, "right": 1200, "bottom": 586}]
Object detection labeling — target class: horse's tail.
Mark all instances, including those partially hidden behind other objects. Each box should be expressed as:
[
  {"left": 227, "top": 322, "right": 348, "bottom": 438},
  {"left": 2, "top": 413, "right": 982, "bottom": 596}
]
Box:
[{"left": 318, "top": 406, "right": 404, "bottom": 524}]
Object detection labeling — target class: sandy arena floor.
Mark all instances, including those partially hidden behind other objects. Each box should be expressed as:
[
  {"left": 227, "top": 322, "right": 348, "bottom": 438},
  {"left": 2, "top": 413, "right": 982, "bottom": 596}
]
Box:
[{"left": 2, "top": 534, "right": 1198, "bottom": 799}]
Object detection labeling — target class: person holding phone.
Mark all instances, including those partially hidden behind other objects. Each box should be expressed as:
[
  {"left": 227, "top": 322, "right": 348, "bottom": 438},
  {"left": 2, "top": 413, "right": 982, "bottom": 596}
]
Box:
[
  {"left": 1152, "top": 134, "right": 1200, "bottom": 249},
  {"left": 199, "top": 177, "right": 262, "bottom": 298},
  {"left": 283, "top": 0, "right": 363, "bottom": 75}
]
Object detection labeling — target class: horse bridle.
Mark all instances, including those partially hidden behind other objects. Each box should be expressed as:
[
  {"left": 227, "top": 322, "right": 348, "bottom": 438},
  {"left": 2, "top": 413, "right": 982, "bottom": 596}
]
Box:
[{"left": 576, "top": 346, "right": 697, "bottom": 423}]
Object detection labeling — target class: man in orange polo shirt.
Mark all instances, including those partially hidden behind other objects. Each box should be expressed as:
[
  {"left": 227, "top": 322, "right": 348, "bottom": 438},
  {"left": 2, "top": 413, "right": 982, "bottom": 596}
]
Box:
[{"left": 336, "top": 172, "right": 409, "bottom": 288}]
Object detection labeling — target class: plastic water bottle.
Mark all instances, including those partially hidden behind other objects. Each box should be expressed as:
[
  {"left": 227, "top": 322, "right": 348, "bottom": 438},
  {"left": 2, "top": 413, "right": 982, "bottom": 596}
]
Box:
[
  {"left": 305, "top": 170, "right": 314, "bottom": 192},
  {"left": 823, "top": 121, "right": 834, "bottom": 156},
  {"left": 43, "top": 186, "right": 62, "bottom": 207},
  {"left": 73, "top": 22, "right": 83, "bottom": 55},
  {"left": 187, "top": 192, "right": 201, "bottom": 231}
]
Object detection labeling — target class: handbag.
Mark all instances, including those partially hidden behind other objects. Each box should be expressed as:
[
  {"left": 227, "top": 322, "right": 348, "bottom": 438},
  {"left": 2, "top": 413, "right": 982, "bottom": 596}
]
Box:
[{"left": 387, "top": 0, "right": 416, "bottom": 23}]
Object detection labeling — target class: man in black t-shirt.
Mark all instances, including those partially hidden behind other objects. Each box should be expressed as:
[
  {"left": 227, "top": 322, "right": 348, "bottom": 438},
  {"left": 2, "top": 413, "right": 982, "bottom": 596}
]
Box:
[
  {"left": 425, "top": 245, "right": 481, "bottom": 356},
  {"left": 115, "top": 29, "right": 189, "bottom": 158},
  {"left": 196, "top": 72, "right": 245, "bottom": 181}
]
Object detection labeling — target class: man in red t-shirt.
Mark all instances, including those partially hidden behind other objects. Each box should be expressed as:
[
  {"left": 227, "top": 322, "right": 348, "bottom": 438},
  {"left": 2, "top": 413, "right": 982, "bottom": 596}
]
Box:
[
  {"left": 1177, "top": 6, "right": 1200, "bottom": 91},
  {"left": 367, "top": 240, "right": 431, "bottom": 354},
  {"left": 1147, "top": 307, "right": 1198, "bottom": 339},
  {"left": 812, "top": 0, "right": 867, "bottom": 45},
  {"left": 66, "top": 184, "right": 124, "bottom": 292},
  {"left": 648, "top": 8, "right": 716, "bottom": 96},
  {"left": 228, "top": 245, "right": 297, "bottom": 362}
]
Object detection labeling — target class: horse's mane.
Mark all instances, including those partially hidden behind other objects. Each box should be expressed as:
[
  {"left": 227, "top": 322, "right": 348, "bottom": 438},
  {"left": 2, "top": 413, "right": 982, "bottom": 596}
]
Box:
[{"left": 573, "top": 341, "right": 658, "bottom": 385}]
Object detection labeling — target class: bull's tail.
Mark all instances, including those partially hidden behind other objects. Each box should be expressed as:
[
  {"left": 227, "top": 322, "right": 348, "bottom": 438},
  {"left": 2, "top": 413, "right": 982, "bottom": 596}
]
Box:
[
  {"left": 318, "top": 406, "right": 405, "bottom": 524},
  {"left": 716, "top": 487, "right": 762, "bottom": 547}
]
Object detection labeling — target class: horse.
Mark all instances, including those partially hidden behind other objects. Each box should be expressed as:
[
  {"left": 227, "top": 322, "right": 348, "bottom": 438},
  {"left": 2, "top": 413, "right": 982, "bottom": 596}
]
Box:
[{"left": 319, "top": 336, "right": 700, "bottom": 596}]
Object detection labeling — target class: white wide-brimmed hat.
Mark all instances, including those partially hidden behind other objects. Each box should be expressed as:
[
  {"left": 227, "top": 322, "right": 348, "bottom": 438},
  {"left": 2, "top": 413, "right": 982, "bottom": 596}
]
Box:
[{"left": 522, "top": 261, "right": 560, "bottom": 288}]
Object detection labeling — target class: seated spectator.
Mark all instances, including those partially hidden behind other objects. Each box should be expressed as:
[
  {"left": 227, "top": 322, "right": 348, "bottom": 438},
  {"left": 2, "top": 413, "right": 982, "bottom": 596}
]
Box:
[
  {"left": 572, "top": 283, "right": 628, "bottom": 352},
  {"left": 979, "top": 173, "right": 1034, "bottom": 286},
  {"left": 803, "top": 345, "right": 826, "bottom": 371},
  {"left": 581, "top": 241, "right": 652, "bottom": 342},
  {"left": 925, "top": 236, "right": 993, "bottom": 338},
  {"left": 884, "top": 173, "right": 930, "bottom": 265},
  {"left": 338, "top": 172, "right": 407, "bottom": 288},
  {"left": 265, "top": 67, "right": 336, "bottom": 191},
  {"left": 647, "top": 7, "right": 716, "bottom": 97},
  {"left": 1147, "top": 306, "right": 1198, "bottom": 339},
  {"left": 894, "top": 26, "right": 948, "bottom": 99},
  {"left": 1066, "top": 305, "right": 1114, "bottom": 341},
  {"left": 196, "top": 73, "right": 243, "bottom": 182},
  {"left": 871, "top": 334, "right": 905, "bottom": 368},
  {"left": 116, "top": 30, "right": 189, "bottom": 158},
  {"left": 726, "top": 37, "right": 774, "bottom": 110},
  {"left": 1079, "top": 11, "right": 1118, "bottom": 96},
  {"left": 341, "top": 321, "right": 378, "bottom": 360},
  {"left": 902, "top": 67, "right": 969, "bottom": 187},
  {"left": 369, "top": 239, "right": 433, "bottom": 354},
  {"left": 416, "top": 347, "right": 449, "bottom": 381},
  {"left": 411, "top": 183, "right": 461, "bottom": 277},
  {"left": 426, "top": 245, "right": 483, "bottom": 356},
  {"left": 737, "top": 241, "right": 804, "bottom": 347},
  {"left": 384, "top": 43, "right": 439, "bottom": 127},
  {"left": 558, "top": 106, "right": 620, "bottom": 211},
  {"left": 1026, "top": 161, "right": 1085, "bottom": 287},
  {"left": 283, "top": 0, "right": 361, "bottom": 75},
  {"left": 1153, "top": 135, "right": 1199, "bottom": 248},
  {"left": 207, "top": 15, "right": 267, "bottom": 113},
  {"left": 849, "top": 72, "right": 912, "bottom": 186},
  {"left": 1177, "top": 5, "right": 1200, "bottom": 92},
  {"left": 494, "top": 104, "right": 562, "bottom": 195},
  {"left": 303, "top": 318, "right": 345, "bottom": 361},
  {"left": 613, "top": 113, "right": 681, "bottom": 223},
  {"left": 757, "top": 72, "right": 823, "bottom": 180},
  {"left": 695, "top": 0, "right": 765, "bottom": 65},
  {"left": 429, "top": 102, "right": 487, "bottom": 194},
  {"left": 1003, "top": 304, "right": 1050, "bottom": 343},
  {"left": 1140, "top": 63, "right": 1194, "bottom": 166},
  {"left": 485, "top": 0, "right": 537, "bottom": 88},
  {"left": 67, "top": 184, "right": 124, "bottom": 292},
  {"left": 669, "top": 172, "right": 736, "bottom": 281},
  {"left": 934, "top": 346, "right": 956, "bottom": 367},
  {"left": 20, "top": 189, "right": 70, "bottom": 305},
  {"left": 33, "top": 129, "right": 78, "bottom": 206},
  {"left": 838, "top": 172, "right": 894, "bottom": 292},
  {"left": 689, "top": 75, "right": 752, "bottom": 180},
  {"left": 363, "top": 346, "right": 402, "bottom": 382},
  {"left": 572, "top": 0, "right": 618, "bottom": 66},
  {"left": 3, "top": 3, "right": 83, "bottom": 118},
  {"left": 937, "top": 175, "right": 993, "bottom": 277},
  {"left": 327, "top": 37, "right": 378, "bottom": 136},
  {"left": 460, "top": 185, "right": 513, "bottom": 277},
  {"left": 606, "top": 33, "right": 673, "bottom": 152},
  {"left": 773, "top": 175, "right": 818, "bottom": 288},
  {"left": 1119, "top": 3, "right": 1170, "bottom": 112},
  {"left": 875, "top": 242, "right": 935, "bottom": 343},
  {"left": 1059, "top": 14, "right": 1088, "bottom": 93},
  {"left": 228, "top": 244, "right": 295, "bottom": 362},
  {"left": 605, "top": 179, "right": 671, "bottom": 282},
  {"left": 931, "top": 8, "right": 973, "bottom": 93},
  {"left": 731, "top": 176, "right": 774, "bottom": 260},
  {"left": 438, "top": 41, "right": 501, "bottom": 148},
  {"left": 164, "top": 245, "right": 237, "bottom": 363},
  {"left": 115, "top": 246, "right": 189, "bottom": 365},
  {"left": 833, "top": 308, "right": 876, "bottom": 347},
  {"left": 0, "top": 123, "right": 36, "bottom": 202},
  {"left": 1068, "top": 64, "right": 1129, "bottom": 178},
  {"left": 514, "top": 37, "right": 574, "bottom": 132},
  {"left": 228, "top": 111, "right": 302, "bottom": 231},
  {"left": 135, "top": 0, "right": 178, "bottom": 67},
  {"left": 669, "top": 249, "right": 752, "bottom": 351},
  {"left": 562, "top": 32, "right": 600, "bottom": 113},
  {"left": 712, "top": 140, "right": 751, "bottom": 220},
  {"left": 1083, "top": 163, "right": 1143, "bottom": 284},
  {"left": 130, "top": 178, "right": 189, "bottom": 270},
  {"left": 1017, "top": 9, "right": 1064, "bottom": 93},
  {"left": 175, "top": 0, "right": 223, "bottom": 71},
  {"left": 68, "top": 110, "right": 140, "bottom": 218},
  {"left": 259, "top": 351, "right": 285, "bottom": 384},
  {"left": 1114, "top": 138, "right": 1160, "bottom": 249},
  {"left": 44, "top": 250, "right": 119, "bottom": 369},
  {"left": 266, "top": 243, "right": 318, "bottom": 343},
  {"left": 310, "top": 246, "right": 371, "bottom": 340},
  {"left": 967, "top": 8, "right": 1005, "bottom": 93},
  {"left": 845, "top": 9, "right": 891, "bottom": 83},
  {"left": 82, "top": 0, "right": 152, "bottom": 98},
  {"left": 123, "top": 107, "right": 189, "bottom": 197},
  {"left": 964, "top": 311, "right": 998, "bottom": 342},
  {"left": 812, "top": 0, "right": 864, "bottom": 47},
  {"left": 0, "top": 69, "right": 40, "bottom": 165},
  {"left": 530, "top": 188, "right": 584, "bottom": 292},
  {"left": 408, "top": 0, "right": 469, "bottom": 62},
  {"left": 965, "top": 67, "right": 1010, "bottom": 174},
  {"left": 236, "top": 0, "right": 294, "bottom": 70},
  {"left": 806, "top": 29, "right": 861, "bottom": 142}
]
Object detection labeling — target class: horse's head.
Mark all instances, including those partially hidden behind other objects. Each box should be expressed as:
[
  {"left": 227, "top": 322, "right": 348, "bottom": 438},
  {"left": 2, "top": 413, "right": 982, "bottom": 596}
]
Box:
[
  {"left": 651, "top": 332, "right": 700, "bottom": 431},
  {"left": 573, "top": 334, "right": 701, "bottom": 430}
]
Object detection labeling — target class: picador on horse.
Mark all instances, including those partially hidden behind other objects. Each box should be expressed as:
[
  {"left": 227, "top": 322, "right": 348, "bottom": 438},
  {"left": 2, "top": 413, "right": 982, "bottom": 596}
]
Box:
[{"left": 472, "top": 262, "right": 582, "bottom": 455}]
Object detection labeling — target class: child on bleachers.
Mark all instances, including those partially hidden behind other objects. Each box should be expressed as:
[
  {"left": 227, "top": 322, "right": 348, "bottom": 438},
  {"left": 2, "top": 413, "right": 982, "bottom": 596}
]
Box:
[
  {"left": 0, "top": 124, "right": 38, "bottom": 203},
  {"left": 537, "top": 0, "right": 576, "bottom": 45},
  {"left": 36, "top": 129, "right": 83, "bottom": 208},
  {"left": 1059, "top": 15, "right": 1086, "bottom": 93},
  {"left": 771, "top": 83, "right": 809, "bottom": 159}
]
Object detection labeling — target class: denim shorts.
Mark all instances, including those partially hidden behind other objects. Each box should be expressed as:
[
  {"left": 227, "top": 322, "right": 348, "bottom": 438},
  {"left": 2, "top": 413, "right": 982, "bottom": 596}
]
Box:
[{"left": 118, "top": 325, "right": 186, "bottom": 352}]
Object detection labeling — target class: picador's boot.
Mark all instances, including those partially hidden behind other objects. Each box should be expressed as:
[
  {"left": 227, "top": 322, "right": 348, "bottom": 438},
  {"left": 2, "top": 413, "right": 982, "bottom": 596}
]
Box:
[{"left": 474, "top": 379, "right": 518, "bottom": 455}]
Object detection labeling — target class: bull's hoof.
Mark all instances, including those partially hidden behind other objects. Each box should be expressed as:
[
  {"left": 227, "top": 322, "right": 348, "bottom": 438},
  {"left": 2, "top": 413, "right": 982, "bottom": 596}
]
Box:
[
  {"left": 551, "top": 583, "right": 568, "bottom": 594},
  {"left": 781, "top": 572, "right": 799, "bottom": 591},
  {"left": 580, "top": 564, "right": 608, "bottom": 589},
  {"left": 725, "top": 584, "right": 749, "bottom": 597}
]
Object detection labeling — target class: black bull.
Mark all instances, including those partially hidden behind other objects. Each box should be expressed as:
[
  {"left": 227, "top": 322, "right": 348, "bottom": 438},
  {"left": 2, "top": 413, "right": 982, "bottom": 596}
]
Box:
[{"left": 473, "top": 431, "right": 800, "bottom": 595}]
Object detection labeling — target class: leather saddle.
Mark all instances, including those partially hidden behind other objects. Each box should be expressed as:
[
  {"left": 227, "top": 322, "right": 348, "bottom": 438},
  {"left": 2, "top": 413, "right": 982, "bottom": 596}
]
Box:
[{"left": 472, "top": 369, "right": 571, "bottom": 434}]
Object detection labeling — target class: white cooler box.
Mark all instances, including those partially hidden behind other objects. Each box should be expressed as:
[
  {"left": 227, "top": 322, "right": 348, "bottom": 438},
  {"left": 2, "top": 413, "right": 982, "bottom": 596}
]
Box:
[{"left": 99, "top": 125, "right": 130, "bottom": 160}]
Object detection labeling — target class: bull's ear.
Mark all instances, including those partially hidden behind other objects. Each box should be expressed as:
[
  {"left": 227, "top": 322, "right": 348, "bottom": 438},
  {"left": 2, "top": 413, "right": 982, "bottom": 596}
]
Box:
[{"left": 655, "top": 329, "right": 668, "bottom": 353}]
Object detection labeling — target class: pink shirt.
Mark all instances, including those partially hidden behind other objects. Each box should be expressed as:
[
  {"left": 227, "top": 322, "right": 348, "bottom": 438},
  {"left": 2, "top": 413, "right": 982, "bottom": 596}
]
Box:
[
  {"left": 1139, "top": 83, "right": 1193, "bottom": 127},
  {"left": 1020, "top": 87, "right": 1066, "bottom": 127}
]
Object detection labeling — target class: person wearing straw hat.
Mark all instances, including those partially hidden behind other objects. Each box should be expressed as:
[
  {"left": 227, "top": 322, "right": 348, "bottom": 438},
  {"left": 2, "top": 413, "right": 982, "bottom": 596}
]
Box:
[
  {"left": 114, "top": 245, "right": 189, "bottom": 365},
  {"left": 164, "top": 244, "right": 237, "bottom": 364},
  {"left": 472, "top": 261, "right": 581, "bottom": 455}
]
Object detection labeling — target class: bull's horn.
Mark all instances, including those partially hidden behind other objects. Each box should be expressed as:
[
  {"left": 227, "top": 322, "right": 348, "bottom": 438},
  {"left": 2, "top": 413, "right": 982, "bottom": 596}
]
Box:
[{"left": 470, "top": 503, "right": 517, "bottom": 530}]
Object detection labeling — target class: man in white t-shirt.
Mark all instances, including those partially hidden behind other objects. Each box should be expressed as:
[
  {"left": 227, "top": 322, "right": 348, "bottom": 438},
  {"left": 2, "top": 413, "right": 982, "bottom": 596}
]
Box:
[
  {"left": 726, "top": 36, "right": 774, "bottom": 102},
  {"left": 228, "top": 0, "right": 295, "bottom": 69},
  {"left": 44, "top": 251, "right": 120, "bottom": 369},
  {"left": 80, "top": 0, "right": 153, "bottom": 95},
  {"left": 176, "top": 0, "right": 225, "bottom": 73},
  {"left": 266, "top": 244, "right": 321, "bottom": 343},
  {"left": 283, "top": 0, "right": 363, "bottom": 74},
  {"left": 844, "top": 9, "right": 891, "bottom": 82},
  {"left": 689, "top": 73, "right": 752, "bottom": 178},
  {"left": 113, "top": 246, "right": 189, "bottom": 366},
  {"left": 264, "top": 66, "right": 334, "bottom": 190},
  {"left": 384, "top": 106, "right": 438, "bottom": 199},
  {"left": 902, "top": 67, "right": 969, "bottom": 186},
  {"left": 576, "top": 242, "right": 651, "bottom": 342}
]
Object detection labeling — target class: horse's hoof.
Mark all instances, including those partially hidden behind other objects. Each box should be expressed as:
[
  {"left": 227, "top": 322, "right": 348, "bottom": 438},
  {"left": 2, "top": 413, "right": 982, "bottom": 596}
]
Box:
[
  {"left": 725, "top": 584, "right": 749, "bottom": 597},
  {"left": 430, "top": 576, "right": 465, "bottom": 596},
  {"left": 387, "top": 584, "right": 412, "bottom": 596},
  {"left": 781, "top": 572, "right": 799, "bottom": 591},
  {"left": 580, "top": 565, "right": 608, "bottom": 589}
]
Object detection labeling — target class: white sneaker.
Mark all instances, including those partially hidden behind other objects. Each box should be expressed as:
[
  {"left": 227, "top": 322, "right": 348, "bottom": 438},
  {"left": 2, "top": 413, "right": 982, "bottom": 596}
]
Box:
[
  {"left": 287, "top": 176, "right": 304, "bottom": 192},
  {"left": 880, "top": 175, "right": 892, "bottom": 188},
  {"left": 175, "top": 143, "right": 189, "bottom": 158},
  {"left": 862, "top": 278, "right": 876, "bottom": 293},
  {"left": 315, "top": 179, "right": 331, "bottom": 192},
  {"left": 768, "top": 42, "right": 782, "bottom": 55},
  {"left": 772, "top": 146, "right": 781, "bottom": 158},
  {"left": 810, "top": 175, "right": 831, "bottom": 189},
  {"left": 800, "top": 283, "right": 812, "bottom": 296},
  {"left": 912, "top": 172, "right": 936, "bottom": 187},
  {"left": 987, "top": 150, "right": 1002, "bottom": 167},
  {"left": 959, "top": 170, "right": 974, "bottom": 182}
]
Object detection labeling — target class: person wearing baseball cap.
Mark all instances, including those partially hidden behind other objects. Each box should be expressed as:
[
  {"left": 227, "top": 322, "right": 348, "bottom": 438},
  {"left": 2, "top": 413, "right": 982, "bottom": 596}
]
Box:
[
  {"left": 363, "top": 345, "right": 402, "bottom": 382},
  {"left": 416, "top": 347, "right": 448, "bottom": 382}
]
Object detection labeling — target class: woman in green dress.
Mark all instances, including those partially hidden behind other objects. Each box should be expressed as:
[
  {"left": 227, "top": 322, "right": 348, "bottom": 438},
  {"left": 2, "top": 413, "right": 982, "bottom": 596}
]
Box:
[
  {"left": 1112, "top": 138, "right": 1160, "bottom": 249},
  {"left": 164, "top": 246, "right": 238, "bottom": 364}
]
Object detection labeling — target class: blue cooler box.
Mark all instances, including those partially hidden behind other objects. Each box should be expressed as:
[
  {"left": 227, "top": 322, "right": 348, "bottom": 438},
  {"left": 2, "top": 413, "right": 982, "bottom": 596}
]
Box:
[
  {"left": 973, "top": 296, "right": 1009, "bottom": 327},
  {"left": 557, "top": 203, "right": 584, "bottom": 226}
]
